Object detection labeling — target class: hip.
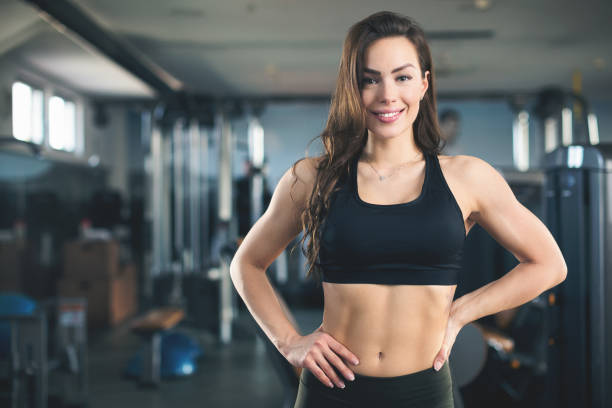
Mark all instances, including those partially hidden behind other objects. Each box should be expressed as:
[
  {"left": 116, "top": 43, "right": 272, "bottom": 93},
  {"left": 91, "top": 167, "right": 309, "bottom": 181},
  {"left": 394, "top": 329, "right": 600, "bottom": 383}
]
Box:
[{"left": 294, "top": 360, "right": 454, "bottom": 408}]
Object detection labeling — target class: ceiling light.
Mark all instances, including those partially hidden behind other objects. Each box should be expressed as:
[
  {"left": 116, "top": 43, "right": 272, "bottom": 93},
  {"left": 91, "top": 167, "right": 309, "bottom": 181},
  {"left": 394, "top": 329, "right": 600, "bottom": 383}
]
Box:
[
  {"left": 593, "top": 57, "right": 605, "bottom": 70},
  {"left": 474, "top": 0, "right": 492, "bottom": 10}
]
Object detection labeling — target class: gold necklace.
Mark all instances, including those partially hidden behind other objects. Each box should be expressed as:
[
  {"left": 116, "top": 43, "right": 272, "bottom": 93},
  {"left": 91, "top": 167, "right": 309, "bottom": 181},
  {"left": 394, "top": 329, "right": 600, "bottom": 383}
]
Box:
[{"left": 362, "top": 152, "right": 423, "bottom": 181}]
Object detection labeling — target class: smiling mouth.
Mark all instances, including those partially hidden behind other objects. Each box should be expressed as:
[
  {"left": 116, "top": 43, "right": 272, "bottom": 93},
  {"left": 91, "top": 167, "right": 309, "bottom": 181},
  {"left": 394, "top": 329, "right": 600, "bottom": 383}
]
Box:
[{"left": 372, "top": 108, "right": 405, "bottom": 118}]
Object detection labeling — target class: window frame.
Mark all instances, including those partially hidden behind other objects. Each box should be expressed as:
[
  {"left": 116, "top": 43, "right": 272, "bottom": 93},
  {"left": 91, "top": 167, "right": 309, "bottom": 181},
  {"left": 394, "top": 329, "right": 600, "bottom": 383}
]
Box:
[
  {"left": 10, "top": 71, "right": 85, "bottom": 159},
  {"left": 11, "top": 79, "right": 45, "bottom": 145},
  {"left": 48, "top": 92, "right": 78, "bottom": 153}
]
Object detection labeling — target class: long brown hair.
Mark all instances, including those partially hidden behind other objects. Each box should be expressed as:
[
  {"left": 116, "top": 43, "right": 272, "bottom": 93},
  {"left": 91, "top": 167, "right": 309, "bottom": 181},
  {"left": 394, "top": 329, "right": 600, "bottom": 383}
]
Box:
[{"left": 289, "top": 11, "right": 446, "bottom": 284}]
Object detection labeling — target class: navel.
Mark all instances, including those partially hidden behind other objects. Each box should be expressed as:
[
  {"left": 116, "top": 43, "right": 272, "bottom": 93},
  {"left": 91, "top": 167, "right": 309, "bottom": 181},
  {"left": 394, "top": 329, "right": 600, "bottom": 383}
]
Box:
[{"left": 378, "top": 351, "right": 384, "bottom": 360}]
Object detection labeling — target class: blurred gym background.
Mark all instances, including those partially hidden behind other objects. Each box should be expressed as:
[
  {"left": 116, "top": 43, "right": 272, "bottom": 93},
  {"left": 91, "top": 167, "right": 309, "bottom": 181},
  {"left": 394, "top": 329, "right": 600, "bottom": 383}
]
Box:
[{"left": 0, "top": 1, "right": 611, "bottom": 407}]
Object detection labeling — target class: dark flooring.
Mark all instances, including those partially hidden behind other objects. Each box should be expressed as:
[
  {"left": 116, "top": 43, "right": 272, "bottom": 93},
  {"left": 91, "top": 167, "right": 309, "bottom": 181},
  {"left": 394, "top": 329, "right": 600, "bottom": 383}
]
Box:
[
  {"left": 4, "top": 303, "right": 551, "bottom": 408},
  {"left": 86, "top": 308, "right": 324, "bottom": 408}
]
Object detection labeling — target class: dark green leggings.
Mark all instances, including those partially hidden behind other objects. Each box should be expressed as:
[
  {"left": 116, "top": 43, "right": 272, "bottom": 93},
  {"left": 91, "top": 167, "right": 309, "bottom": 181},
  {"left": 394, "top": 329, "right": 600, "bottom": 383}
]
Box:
[{"left": 294, "top": 360, "right": 454, "bottom": 408}]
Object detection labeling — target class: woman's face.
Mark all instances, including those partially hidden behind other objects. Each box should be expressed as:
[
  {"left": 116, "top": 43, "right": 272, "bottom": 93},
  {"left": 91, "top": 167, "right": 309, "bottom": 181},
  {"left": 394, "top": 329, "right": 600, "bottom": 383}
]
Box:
[{"left": 360, "top": 36, "right": 429, "bottom": 140}]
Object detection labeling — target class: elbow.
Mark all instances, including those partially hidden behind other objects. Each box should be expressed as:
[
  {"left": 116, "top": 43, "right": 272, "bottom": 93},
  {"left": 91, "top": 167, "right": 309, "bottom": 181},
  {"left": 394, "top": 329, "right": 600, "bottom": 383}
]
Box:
[
  {"left": 229, "top": 256, "right": 263, "bottom": 278},
  {"left": 553, "top": 259, "right": 568, "bottom": 285},
  {"left": 229, "top": 256, "right": 241, "bottom": 277},
  {"left": 559, "top": 266, "right": 568, "bottom": 283}
]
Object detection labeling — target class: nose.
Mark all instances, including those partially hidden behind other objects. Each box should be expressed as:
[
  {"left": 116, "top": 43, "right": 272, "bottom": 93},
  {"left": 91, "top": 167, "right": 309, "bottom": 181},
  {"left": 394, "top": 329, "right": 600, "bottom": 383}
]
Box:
[{"left": 378, "top": 78, "right": 398, "bottom": 104}]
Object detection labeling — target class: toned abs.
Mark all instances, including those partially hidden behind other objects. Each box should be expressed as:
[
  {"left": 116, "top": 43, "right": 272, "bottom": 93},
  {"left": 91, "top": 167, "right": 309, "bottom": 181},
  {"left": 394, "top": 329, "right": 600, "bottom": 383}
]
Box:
[{"left": 321, "top": 282, "right": 457, "bottom": 377}]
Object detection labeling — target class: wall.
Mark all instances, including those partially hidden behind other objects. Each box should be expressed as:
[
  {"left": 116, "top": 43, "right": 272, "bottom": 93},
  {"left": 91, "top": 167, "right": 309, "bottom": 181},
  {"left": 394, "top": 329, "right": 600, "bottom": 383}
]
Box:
[
  {"left": 0, "top": 56, "right": 131, "bottom": 195},
  {"left": 240, "top": 97, "right": 612, "bottom": 188}
]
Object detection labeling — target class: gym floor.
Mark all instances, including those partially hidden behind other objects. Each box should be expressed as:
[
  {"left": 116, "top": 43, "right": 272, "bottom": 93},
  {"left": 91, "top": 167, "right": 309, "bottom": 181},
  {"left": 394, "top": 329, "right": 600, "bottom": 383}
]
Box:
[{"left": 86, "top": 308, "right": 323, "bottom": 408}]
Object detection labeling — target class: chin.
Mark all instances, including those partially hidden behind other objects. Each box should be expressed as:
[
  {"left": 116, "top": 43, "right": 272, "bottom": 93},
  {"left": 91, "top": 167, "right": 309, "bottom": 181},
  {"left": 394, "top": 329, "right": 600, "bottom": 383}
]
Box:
[{"left": 367, "top": 123, "right": 412, "bottom": 139}]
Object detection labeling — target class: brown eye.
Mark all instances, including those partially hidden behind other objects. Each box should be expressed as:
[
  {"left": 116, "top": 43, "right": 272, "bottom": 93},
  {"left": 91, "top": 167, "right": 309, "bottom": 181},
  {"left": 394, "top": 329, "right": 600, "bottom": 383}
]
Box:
[{"left": 362, "top": 77, "right": 376, "bottom": 85}]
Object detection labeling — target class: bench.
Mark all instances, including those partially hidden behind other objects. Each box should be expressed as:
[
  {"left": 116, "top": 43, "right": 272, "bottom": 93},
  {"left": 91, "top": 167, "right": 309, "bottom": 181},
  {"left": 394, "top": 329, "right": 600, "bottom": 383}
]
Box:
[{"left": 130, "top": 307, "right": 185, "bottom": 387}]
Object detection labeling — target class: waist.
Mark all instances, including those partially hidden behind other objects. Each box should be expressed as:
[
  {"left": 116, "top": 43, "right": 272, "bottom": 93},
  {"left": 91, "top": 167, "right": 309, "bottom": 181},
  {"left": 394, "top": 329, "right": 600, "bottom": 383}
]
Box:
[
  {"left": 320, "top": 318, "right": 448, "bottom": 377},
  {"left": 320, "top": 285, "right": 453, "bottom": 377}
]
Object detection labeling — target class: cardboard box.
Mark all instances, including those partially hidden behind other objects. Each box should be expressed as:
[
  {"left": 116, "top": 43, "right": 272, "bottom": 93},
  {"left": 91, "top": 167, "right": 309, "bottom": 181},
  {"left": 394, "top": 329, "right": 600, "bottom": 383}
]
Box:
[
  {"left": 57, "top": 263, "right": 138, "bottom": 328},
  {"left": 63, "top": 240, "right": 119, "bottom": 279},
  {"left": 111, "top": 264, "right": 138, "bottom": 324}
]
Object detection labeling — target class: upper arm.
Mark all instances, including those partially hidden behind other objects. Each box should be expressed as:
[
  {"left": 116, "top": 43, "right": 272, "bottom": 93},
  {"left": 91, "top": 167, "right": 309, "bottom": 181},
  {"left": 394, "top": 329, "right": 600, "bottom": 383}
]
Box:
[
  {"left": 231, "top": 157, "right": 318, "bottom": 271},
  {"left": 465, "top": 156, "right": 567, "bottom": 274}
]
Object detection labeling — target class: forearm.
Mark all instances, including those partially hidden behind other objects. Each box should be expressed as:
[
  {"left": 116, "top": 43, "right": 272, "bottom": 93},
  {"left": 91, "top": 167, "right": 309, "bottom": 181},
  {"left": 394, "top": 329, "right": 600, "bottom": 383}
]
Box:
[
  {"left": 230, "top": 260, "right": 300, "bottom": 354},
  {"left": 451, "top": 262, "right": 566, "bottom": 327}
]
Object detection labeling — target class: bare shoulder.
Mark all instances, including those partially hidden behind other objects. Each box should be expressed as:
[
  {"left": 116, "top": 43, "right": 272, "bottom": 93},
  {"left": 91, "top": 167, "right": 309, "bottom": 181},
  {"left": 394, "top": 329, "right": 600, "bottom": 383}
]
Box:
[
  {"left": 455, "top": 154, "right": 506, "bottom": 189},
  {"left": 437, "top": 154, "right": 510, "bottom": 220},
  {"left": 447, "top": 154, "right": 516, "bottom": 217},
  {"left": 437, "top": 153, "right": 478, "bottom": 171},
  {"left": 288, "top": 156, "right": 321, "bottom": 185},
  {"left": 438, "top": 153, "right": 499, "bottom": 183},
  {"left": 436, "top": 154, "right": 483, "bottom": 193},
  {"left": 281, "top": 155, "right": 323, "bottom": 212}
]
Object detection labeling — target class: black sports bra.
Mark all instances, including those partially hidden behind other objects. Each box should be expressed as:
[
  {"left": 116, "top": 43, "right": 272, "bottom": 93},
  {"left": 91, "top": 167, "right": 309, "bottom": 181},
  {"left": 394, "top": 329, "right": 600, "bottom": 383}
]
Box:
[{"left": 317, "top": 152, "right": 466, "bottom": 285}]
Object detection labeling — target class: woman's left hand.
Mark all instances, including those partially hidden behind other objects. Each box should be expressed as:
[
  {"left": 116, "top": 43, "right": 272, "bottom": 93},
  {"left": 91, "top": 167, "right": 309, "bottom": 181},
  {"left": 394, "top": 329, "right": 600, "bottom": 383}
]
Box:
[{"left": 433, "top": 315, "right": 463, "bottom": 371}]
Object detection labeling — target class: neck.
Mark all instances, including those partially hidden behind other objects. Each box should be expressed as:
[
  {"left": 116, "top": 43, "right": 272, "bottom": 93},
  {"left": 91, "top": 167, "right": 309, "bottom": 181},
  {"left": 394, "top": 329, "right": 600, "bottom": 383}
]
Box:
[{"left": 361, "top": 130, "right": 423, "bottom": 168}]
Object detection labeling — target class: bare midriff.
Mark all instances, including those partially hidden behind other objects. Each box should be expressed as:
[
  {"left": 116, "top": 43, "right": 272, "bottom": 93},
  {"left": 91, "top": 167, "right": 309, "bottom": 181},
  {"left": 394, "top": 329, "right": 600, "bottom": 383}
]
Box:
[{"left": 320, "top": 281, "right": 457, "bottom": 377}]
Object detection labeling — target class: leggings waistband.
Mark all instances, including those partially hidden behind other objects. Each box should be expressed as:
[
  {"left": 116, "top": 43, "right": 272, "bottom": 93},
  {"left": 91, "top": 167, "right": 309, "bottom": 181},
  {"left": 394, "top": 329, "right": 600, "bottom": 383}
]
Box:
[{"left": 298, "top": 360, "right": 454, "bottom": 406}]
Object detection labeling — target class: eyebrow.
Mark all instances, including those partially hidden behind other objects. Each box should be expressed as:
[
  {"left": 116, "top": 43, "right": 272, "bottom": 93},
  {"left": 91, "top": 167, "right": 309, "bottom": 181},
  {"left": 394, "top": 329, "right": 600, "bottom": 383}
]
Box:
[{"left": 363, "top": 63, "right": 416, "bottom": 75}]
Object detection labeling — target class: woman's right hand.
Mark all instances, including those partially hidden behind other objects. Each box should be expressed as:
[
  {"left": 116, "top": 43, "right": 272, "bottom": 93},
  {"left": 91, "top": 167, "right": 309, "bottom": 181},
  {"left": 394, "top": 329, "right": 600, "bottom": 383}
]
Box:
[{"left": 282, "top": 326, "right": 360, "bottom": 388}]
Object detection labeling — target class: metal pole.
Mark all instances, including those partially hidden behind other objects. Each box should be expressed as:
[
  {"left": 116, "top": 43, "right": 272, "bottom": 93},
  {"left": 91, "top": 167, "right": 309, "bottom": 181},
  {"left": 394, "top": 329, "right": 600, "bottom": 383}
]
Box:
[
  {"left": 151, "top": 119, "right": 164, "bottom": 278},
  {"left": 189, "top": 118, "right": 201, "bottom": 273},
  {"left": 218, "top": 111, "right": 235, "bottom": 344},
  {"left": 173, "top": 118, "right": 185, "bottom": 266},
  {"left": 200, "top": 126, "right": 210, "bottom": 270}
]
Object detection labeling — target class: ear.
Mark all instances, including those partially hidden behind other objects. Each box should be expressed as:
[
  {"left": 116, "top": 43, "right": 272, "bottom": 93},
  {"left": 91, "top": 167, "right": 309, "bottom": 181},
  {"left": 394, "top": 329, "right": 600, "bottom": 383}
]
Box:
[{"left": 421, "top": 70, "right": 430, "bottom": 98}]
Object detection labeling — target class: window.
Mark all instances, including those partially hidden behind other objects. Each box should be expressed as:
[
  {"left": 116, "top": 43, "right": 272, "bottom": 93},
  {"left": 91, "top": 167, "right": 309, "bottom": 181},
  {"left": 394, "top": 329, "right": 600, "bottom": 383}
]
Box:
[
  {"left": 12, "top": 80, "right": 81, "bottom": 154},
  {"left": 49, "top": 95, "right": 76, "bottom": 152},
  {"left": 12, "top": 81, "right": 44, "bottom": 144}
]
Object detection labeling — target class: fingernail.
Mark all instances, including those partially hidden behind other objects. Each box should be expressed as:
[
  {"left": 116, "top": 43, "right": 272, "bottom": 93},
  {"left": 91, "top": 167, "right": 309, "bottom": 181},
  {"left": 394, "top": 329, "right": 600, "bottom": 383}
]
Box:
[
  {"left": 434, "top": 360, "right": 442, "bottom": 371},
  {"left": 348, "top": 373, "right": 355, "bottom": 381},
  {"left": 328, "top": 382, "right": 334, "bottom": 388},
  {"left": 353, "top": 359, "right": 359, "bottom": 365},
  {"left": 339, "top": 382, "right": 345, "bottom": 388}
]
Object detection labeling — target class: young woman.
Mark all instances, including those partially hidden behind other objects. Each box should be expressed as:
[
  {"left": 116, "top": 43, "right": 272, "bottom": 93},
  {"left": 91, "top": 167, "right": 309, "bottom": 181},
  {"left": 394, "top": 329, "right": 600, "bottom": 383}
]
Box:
[{"left": 230, "top": 11, "right": 567, "bottom": 408}]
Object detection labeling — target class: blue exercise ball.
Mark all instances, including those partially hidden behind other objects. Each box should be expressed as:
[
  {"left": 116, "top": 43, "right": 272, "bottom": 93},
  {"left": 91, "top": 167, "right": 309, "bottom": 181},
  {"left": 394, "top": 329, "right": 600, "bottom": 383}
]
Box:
[{"left": 124, "top": 330, "right": 204, "bottom": 379}]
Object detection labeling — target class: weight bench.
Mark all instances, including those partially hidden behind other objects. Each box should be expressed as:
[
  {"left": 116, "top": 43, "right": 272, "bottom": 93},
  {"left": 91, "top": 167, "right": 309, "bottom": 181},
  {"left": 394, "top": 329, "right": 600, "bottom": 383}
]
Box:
[{"left": 130, "top": 307, "right": 185, "bottom": 387}]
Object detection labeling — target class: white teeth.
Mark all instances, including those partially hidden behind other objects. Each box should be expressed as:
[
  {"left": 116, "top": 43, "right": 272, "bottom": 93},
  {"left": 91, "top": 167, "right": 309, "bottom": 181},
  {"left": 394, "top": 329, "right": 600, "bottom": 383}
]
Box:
[{"left": 377, "top": 111, "right": 400, "bottom": 118}]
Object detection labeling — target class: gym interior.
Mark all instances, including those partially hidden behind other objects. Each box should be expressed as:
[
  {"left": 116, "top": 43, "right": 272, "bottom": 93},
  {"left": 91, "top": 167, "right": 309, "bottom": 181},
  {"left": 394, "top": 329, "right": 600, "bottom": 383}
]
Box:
[{"left": 0, "top": 1, "right": 611, "bottom": 407}]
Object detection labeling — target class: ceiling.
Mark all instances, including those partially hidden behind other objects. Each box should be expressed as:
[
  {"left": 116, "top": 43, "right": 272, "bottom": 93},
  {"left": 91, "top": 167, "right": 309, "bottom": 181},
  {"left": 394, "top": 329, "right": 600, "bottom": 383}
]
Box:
[{"left": 1, "top": 0, "right": 610, "bottom": 101}]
